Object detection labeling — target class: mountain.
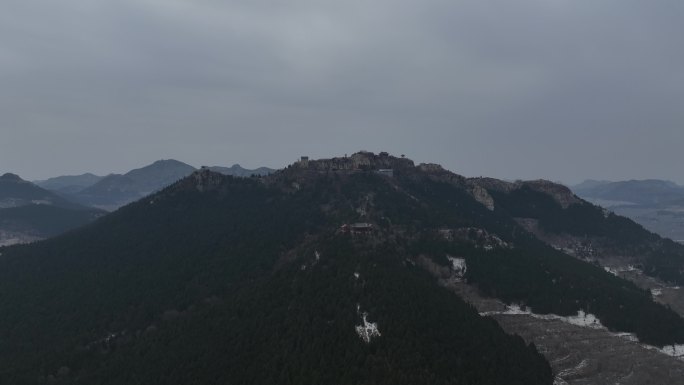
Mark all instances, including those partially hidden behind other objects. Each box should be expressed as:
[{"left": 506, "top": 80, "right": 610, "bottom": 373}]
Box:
[
  {"left": 0, "top": 173, "right": 85, "bottom": 209},
  {"left": 572, "top": 179, "right": 684, "bottom": 242},
  {"left": 2, "top": 152, "right": 684, "bottom": 384},
  {"left": 208, "top": 163, "right": 274, "bottom": 177},
  {"left": 34, "top": 173, "right": 104, "bottom": 195},
  {"left": 573, "top": 179, "right": 684, "bottom": 206},
  {"left": 572, "top": 179, "right": 611, "bottom": 192},
  {"left": 0, "top": 173, "right": 104, "bottom": 246},
  {"left": 41, "top": 161, "right": 276, "bottom": 211},
  {"left": 67, "top": 159, "right": 197, "bottom": 210}
]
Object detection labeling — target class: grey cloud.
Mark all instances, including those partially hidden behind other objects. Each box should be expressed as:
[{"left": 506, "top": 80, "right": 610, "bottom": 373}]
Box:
[{"left": 1, "top": 0, "right": 683, "bottom": 183}]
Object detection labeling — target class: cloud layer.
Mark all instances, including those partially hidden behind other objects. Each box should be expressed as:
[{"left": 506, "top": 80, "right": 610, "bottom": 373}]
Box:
[{"left": 2, "top": 0, "right": 683, "bottom": 182}]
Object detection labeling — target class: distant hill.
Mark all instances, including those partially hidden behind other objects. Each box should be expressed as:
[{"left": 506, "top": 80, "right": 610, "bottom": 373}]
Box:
[
  {"left": 572, "top": 179, "right": 611, "bottom": 193},
  {"left": 34, "top": 173, "right": 104, "bottom": 195},
  {"left": 572, "top": 179, "right": 684, "bottom": 241},
  {"left": 66, "top": 160, "right": 197, "bottom": 210},
  {"left": 573, "top": 179, "right": 684, "bottom": 206},
  {"left": 1, "top": 173, "right": 85, "bottom": 210},
  {"left": 58, "top": 160, "right": 276, "bottom": 211},
  {"left": 0, "top": 173, "right": 104, "bottom": 246}
]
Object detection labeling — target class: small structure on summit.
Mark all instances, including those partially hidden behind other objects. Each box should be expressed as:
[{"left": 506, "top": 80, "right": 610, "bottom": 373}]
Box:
[
  {"left": 291, "top": 151, "right": 414, "bottom": 173},
  {"left": 351, "top": 223, "right": 373, "bottom": 233},
  {"left": 340, "top": 223, "right": 374, "bottom": 235},
  {"left": 375, "top": 169, "right": 394, "bottom": 178}
]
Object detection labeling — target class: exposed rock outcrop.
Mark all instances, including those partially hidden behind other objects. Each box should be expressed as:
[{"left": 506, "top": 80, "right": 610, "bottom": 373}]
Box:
[
  {"left": 468, "top": 177, "right": 581, "bottom": 209},
  {"left": 191, "top": 169, "right": 225, "bottom": 192},
  {"left": 524, "top": 180, "right": 581, "bottom": 209},
  {"left": 468, "top": 184, "right": 495, "bottom": 210}
]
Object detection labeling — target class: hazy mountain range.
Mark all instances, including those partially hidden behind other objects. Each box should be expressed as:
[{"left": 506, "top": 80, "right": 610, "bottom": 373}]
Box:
[
  {"left": 0, "top": 173, "right": 104, "bottom": 246},
  {"left": 35, "top": 160, "right": 275, "bottom": 211},
  {"left": 34, "top": 173, "right": 105, "bottom": 195},
  {"left": 572, "top": 179, "right": 684, "bottom": 242},
  {"left": 0, "top": 160, "right": 274, "bottom": 246},
  {"left": 2, "top": 152, "right": 684, "bottom": 384}
]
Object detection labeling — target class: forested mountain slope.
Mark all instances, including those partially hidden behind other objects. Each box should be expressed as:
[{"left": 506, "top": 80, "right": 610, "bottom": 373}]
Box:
[
  {"left": 482, "top": 179, "right": 684, "bottom": 284},
  {"left": 2, "top": 152, "right": 684, "bottom": 384}
]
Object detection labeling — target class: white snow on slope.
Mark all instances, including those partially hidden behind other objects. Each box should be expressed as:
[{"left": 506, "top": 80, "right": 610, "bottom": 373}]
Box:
[
  {"left": 482, "top": 305, "right": 603, "bottom": 329},
  {"left": 355, "top": 304, "right": 381, "bottom": 343},
  {"left": 355, "top": 313, "right": 381, "bottom": 343},
  {"left": 482, "top": 304, "right": 684, "bottom": 359},
  {"left": 659, "top": 344, "right": 684, "bottom": 358},
  {"left": 447, "top": 256, "right": 467, "bottom": 277},
  {"left": 558, "top": 359, "right": 588, "bottom": 378},
  {"left": 604, "top": 265, "right": 640, "bottom": 277}
]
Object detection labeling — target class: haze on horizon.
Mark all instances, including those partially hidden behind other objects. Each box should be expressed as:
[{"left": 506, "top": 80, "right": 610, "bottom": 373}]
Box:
[{"left": 1, "top": 0, "right": 683, "bottom": 184}]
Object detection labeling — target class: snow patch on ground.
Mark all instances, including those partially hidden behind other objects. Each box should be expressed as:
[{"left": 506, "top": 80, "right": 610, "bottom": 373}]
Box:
[
  {"left": 355, "top": 304, "right": 381, "bottom": 343},
  {"left": 658, "top": 344, "right": 684, "bottom": 358},
  {"left": 558, "top": 359, "right": 588, "bottom": 378},
  {"left": 355, "top": 313, "right": 381, "bottom": 343},
  {"left": 651, "top": 288, "right": 663, "bottom": 297},
  {"left": 613, "top": 332, "right": 639, "bottom": 342},
  {"left": 483, "top": 304, "right": 684, "bottom": 360},
  {"left": 604, "top": 265, "right": 640, "bottom": 277},
  {"left": 481, "top": 305, "right": 604, "bottom": 330},
  {"left": 447, "top": 256, "right": 467, "bottom": 278}
]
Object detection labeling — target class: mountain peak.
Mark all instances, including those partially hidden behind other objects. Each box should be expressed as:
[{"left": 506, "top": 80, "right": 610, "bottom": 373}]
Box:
[
  {"left": 0, "top": 173, "right": 24, "bottom": 182},
  {"left": 153, "top": 159, "right": 182, "bottom": 164},
  {"left": 292, "top": 151, "right": 414, "bottom": 172},
  {"left": 146, "top": 159, "right": 193, "bottom": 169}
]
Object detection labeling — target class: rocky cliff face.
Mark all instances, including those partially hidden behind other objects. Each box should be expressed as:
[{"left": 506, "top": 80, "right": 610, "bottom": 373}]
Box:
[
  {"left": 523, "top": 180, "right": 581, "bottom": 209},
  {"left": 467, "top": 184, "right": 495, "bottom": 211},
  {"left": 468, "top": 177, "right": 580, "bottom": 209}
]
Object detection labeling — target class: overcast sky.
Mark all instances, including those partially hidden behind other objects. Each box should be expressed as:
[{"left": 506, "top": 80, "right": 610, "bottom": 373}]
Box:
[{"left": 1, "top": 0, "right": 683, "bottom": 183}]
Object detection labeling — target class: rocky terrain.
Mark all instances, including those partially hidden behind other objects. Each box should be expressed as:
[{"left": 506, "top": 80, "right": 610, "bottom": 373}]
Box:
[{"left": 446, "top": 281, "right": 684, "bottom": 385}]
